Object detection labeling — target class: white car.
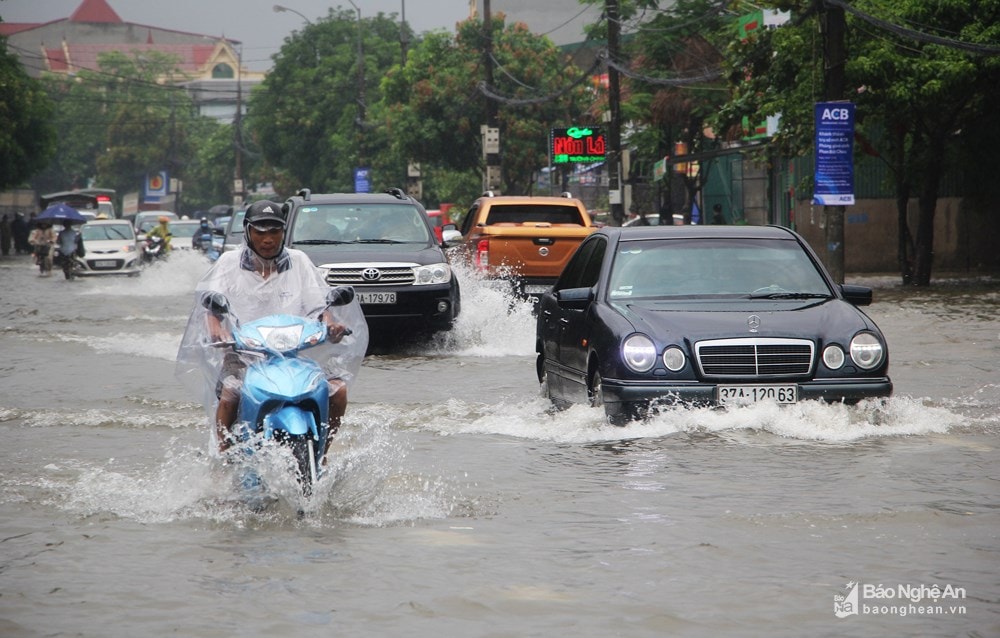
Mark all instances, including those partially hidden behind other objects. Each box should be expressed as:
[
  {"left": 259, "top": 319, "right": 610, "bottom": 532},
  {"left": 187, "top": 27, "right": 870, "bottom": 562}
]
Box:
[{"left": 77, "top": 220, "right": 142, "bottom": 276}]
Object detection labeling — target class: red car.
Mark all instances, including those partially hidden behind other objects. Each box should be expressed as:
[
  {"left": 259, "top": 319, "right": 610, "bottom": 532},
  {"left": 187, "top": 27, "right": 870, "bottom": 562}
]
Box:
[{"left": 426, "top": 206, "right": 453, "bottom": 242}]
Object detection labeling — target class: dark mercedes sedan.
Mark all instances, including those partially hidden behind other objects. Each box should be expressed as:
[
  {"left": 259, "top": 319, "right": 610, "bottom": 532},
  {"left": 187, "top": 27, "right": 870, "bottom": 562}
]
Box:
[{"left": 536, "top": 225, "right": 892, "bottom": 424}]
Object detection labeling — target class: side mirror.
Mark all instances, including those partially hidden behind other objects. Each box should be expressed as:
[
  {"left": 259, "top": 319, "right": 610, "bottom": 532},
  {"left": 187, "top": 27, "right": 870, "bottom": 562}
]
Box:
[
  {"left": 441, "top": 228, "right": 462, "bottom": 245},
  {"left": 201, "top": 292, "right": 230, "bottom": 316},
  {"left": 555, "top": 286, "right": 594, "bottom": 310},
  {"left": 327, "top": 286, "right": 355, "bottom": 306},
  {"left": 840, "top": 284, "right": 872, "bottom": 306}
]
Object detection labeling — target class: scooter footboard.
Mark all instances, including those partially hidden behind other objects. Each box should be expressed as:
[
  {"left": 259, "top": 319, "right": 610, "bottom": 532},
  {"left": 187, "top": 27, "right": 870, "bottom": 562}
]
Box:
[{"left": 264, "top": 406, "right": 318, "bottom": 438}]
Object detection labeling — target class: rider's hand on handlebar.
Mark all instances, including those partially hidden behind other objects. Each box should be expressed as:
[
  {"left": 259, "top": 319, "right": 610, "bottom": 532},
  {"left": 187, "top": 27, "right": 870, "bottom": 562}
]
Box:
[{"left": 326, "top": 321, "right": 351, "bottom": 343}]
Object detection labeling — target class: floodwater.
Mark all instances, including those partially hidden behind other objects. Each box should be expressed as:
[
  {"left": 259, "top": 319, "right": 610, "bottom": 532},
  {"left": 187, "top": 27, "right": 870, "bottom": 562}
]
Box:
[{"left": 1, "top": 251, "right": 997, "bottom": 637}]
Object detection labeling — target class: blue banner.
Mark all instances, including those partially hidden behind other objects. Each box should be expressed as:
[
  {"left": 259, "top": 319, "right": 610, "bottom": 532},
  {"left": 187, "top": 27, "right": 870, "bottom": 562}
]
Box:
[
  {"left": 354, "top": 167, "right": 371, "bottom": 194},
  {"left": 813, "top": 102, "right": 855, "bottom": 206}
]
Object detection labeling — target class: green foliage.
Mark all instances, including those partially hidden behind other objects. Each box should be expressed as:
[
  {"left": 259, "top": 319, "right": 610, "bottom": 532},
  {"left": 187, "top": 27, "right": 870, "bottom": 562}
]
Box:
[
  {"left": 0, "top": 40, "right": 56, "bottom": 190},
  {"left": 378, "top": 17, "right": 593, "bottom": 199},
  {"left": 247, "top": 9, "right": 408, "bottom": 194}
]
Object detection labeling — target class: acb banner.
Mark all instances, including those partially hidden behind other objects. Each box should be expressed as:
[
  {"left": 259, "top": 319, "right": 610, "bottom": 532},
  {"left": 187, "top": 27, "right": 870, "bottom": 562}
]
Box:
[{"left": 813, "top": 102, "right": 855, "bottom": 206}]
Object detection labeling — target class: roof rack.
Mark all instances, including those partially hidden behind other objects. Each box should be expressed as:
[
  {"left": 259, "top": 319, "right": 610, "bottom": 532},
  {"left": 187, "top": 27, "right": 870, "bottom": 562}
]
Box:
[
  {"left": 481, "top": 190, "right": 496, "bottom": 198},
  {"left": 296, "top": 188, "right": 311, "bottom": 201},
  {"left": 385, "top": 187, "right": 407, "bottom": 201}
]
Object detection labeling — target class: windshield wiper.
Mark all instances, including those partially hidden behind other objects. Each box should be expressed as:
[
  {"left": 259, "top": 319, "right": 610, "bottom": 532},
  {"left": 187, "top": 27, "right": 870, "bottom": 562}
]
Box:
[
  {"left": 354, "top": 238, "right": 406, "bottom": 244},
  {"left": 292, "top": 239, "right": 350, "bottom": 245},
  {"left": 748, "top": 291, "right": 833, "bottom": 300}
]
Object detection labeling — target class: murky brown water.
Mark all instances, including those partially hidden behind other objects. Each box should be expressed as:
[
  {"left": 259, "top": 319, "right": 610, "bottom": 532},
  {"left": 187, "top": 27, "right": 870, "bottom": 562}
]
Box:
[{"left": 1, "top": 254, "right": 997, "bottom": 637}]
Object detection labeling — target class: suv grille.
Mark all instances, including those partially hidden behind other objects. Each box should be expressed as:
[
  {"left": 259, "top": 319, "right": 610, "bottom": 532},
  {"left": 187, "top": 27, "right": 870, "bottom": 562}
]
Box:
[
  {"left": 325, "top": 265, "right": 415, "bottom": 287},
  {"left": 695, "top": 338, "right": 814, "bottom": 378}
]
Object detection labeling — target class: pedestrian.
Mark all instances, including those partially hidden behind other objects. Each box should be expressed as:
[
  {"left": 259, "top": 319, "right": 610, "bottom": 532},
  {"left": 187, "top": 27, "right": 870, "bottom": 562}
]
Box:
[
  {"left": 712, "top": 204, "right": 726, "bottom": 225},
  {"left": 0, "top": 214, "right": 11, "bottom": 256},
  {"left": 12, "top": 213, "right": 30, "bottom": 254}
]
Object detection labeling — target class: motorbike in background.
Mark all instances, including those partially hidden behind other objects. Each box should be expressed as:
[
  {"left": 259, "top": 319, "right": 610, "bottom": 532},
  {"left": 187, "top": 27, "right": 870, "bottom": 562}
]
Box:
[
  {"left": 142, "top": 235, "right": 168, "bottom": 263},
  {"left": 193, "top": 230, "right": 220, "bottom": 261},
  {"left": 52, "top": 247, "right": 81, "bottom": 280}
]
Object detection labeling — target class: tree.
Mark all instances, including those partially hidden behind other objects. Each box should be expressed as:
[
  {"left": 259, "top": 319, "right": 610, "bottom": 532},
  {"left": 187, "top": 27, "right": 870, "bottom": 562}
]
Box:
[
  {"left": 0, "top": 37, "right": 56, "bottom": 191},
  {"left": 247, "top": 9, "right": 408, "bottom": 194},
  {"left": 716, "top": 0, "right": 1000, "bottom": 285},
  {"left": 612, "top": 0, "right": 731, "bottom": 222},
  {"left": 379, "top": 16, "right": 594, "bottom": 198}
]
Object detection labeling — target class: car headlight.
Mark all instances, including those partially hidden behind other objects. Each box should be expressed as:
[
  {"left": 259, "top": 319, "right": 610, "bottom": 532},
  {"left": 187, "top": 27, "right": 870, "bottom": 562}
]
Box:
[
  {"left": 850, "top": 332, "right": 884, "bottom": 370},
  {"left": 623, "top": 334, "right": 657, "bottom": 372},
  {"left": 662, "top": 346, "right": 685, "bottom": 372},
  {"left": 822, "top": 344, "right": 845, "bottom": 370},
  {"left": 123, "top": 244, "right": 136, "bottom": 253},
  {"left": 413, "top": 263, "right": 451, "bottom": 285}
]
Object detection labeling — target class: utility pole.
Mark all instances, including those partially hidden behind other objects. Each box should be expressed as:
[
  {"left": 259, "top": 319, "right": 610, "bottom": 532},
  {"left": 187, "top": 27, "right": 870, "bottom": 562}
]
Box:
[
  {"left": 233, "top": 44, "right": 245, "bottom": 209},
  {"left": 400, "top": 0, "right": 409, "bottom": 66},
  {"left": 348, "top": 1, "right": 366, "bottom": 171},
  {"left": 821, "top": 2, "right": 846, "bottom": 283},
  {"left": 606, "top": 0, "right": 624, "bottom": 226},
  {"left": 482, "top": 0, "right": 501, "bottom": 193}
]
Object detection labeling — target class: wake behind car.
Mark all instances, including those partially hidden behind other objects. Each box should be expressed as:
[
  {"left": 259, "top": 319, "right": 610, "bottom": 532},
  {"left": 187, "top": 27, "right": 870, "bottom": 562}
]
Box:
[
  {"left": 536, "top": 225, "right": 892, "bottom": 424},
  {"left": 76, "top": 219, "right": 141, "bottom": 275},
  {"left": 283, "top": 188, "right": 460, "bottom": 334}
]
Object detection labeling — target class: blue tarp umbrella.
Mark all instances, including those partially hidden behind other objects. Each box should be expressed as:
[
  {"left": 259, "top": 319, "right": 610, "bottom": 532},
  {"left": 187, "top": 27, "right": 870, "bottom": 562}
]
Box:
[{"left": 34, "top": 203, "right": 87, "bottom": 225}]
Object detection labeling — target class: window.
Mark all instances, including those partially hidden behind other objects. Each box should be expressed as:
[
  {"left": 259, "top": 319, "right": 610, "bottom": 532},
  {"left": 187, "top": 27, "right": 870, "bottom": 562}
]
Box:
[{"left": 212, "top": 63, "right": 234, "bottom": 79}]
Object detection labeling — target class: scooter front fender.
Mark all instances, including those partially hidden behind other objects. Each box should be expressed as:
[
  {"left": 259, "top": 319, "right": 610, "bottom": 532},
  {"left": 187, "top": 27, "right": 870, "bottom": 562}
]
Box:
[{"left": 264, "top": 405, "right": 317, "bottom": 438}]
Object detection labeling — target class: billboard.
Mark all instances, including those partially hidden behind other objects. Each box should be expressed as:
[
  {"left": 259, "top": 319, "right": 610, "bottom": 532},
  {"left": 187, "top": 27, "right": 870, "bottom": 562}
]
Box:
[{"left": 551, "top": 127, "right": 606, "bottom": 164}]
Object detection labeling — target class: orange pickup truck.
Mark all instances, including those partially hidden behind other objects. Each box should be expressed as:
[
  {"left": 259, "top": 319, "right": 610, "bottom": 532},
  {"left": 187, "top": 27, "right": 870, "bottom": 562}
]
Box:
[{"left": 454, "top": 192, "right": 596, "bottom": 297}]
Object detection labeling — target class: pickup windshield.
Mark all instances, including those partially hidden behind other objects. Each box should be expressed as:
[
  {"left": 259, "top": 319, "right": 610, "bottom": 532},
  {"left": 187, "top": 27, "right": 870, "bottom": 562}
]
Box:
[{"left": 484, "top": 204, "right": 584, "bottom": 225}]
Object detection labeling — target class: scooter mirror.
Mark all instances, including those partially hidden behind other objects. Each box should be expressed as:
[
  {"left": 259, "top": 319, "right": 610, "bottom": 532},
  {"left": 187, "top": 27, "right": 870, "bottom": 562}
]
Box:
[
  {"left": 201, "top": 291, "right": 230, "bottom": 316},
  {"left": 326, "top": 286, "right": 355, "bottom": 307}
]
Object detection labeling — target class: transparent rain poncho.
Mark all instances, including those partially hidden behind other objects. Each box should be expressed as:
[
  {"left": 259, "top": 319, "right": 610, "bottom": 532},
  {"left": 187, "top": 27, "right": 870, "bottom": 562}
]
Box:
[{"left": 175, "top": 246, "right": 368, "bottom": 450}]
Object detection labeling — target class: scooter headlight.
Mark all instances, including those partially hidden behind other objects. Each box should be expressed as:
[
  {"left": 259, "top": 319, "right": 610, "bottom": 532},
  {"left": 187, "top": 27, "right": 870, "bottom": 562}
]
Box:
[{"left": 258, "top": 324, "right": 303, "bottom": 353}]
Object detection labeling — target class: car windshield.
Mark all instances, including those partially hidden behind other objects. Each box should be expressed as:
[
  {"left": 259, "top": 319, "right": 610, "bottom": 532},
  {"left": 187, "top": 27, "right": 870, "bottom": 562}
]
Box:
[
  {"left": 170, "top": 223, "right": 201, "bottom": 238},
  {"left": 81, "top": 223, "right": 134, "bottom": 241},
  {"left": 607, "top": 238, "right": 832, "bottom": 299},
  {"left": 290, "top": 203, "right": 430, "bottom": 244}
]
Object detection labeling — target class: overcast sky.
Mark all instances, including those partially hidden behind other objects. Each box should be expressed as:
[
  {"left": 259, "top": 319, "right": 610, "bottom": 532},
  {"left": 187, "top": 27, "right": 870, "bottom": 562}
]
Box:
[{"left": 1, "top": 0, "right": 473, "bottom": 70}]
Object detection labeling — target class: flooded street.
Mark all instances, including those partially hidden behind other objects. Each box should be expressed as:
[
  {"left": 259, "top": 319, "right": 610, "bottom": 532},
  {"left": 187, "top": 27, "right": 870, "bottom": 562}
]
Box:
[{"left": 1, "top": 251, "right": 998, "bottom": 637}]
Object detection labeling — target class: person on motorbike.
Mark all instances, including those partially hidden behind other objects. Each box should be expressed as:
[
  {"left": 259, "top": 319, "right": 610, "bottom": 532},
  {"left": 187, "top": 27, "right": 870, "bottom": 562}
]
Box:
[
  {"left": 192, "top": 200, "right": 353, "bottom": 456},
  {"left": 147, "top": 216, "right": 173, "bottom": 253},
  {"left": 55, "top": 222, "right": 85, "bottom": 275},
  {"left": 28, "top": 222, "right": 57, "bottom": 276},
  {"left": 192, "top": 217, "right": 212, "bottom": 251}
]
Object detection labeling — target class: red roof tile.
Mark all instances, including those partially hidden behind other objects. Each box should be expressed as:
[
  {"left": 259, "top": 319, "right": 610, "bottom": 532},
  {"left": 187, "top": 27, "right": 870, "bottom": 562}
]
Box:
[{"left": 70, "top": 0, "right": 123, "bottom": 24}]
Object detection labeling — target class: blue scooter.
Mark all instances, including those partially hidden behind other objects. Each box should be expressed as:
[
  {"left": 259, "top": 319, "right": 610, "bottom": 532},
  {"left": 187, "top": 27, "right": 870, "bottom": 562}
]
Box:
[{"left": 202, "top": 287, "right": 355, "bottom": 495}]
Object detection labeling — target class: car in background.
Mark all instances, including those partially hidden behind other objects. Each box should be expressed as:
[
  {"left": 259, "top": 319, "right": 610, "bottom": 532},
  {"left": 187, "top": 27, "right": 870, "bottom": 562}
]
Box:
[
  {"left": 167, "top": 220, "right": 206, "bottom": 250},
  {"left": 536, "top": 225, "right": 892, "bottom": 424},
  {"left": 283, "top": 188, "right": 460, "bottom": 334},
  {"left": 425, "top": 208, "right": 452, "bottom": 242},
  {"left": 221, "top": 208, "right": 246, "bottom": 253},
  {"left": 75, "top": 219, "right": 141, "bottom": 276},
  {"left": 133, "top": 211, "right": 178, "bottom": 240}
]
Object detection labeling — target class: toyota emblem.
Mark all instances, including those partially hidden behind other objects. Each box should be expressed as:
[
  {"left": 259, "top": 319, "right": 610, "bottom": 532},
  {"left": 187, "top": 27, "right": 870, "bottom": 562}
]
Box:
[
  {"left": 538, "top": 247, "right": 550, "bottom": 257},
  {"left": 362, "top": 267, "right": 382, "bottom": 281},
  {"left": 747, "top": 314, "right": 761, "bottom": 333}
]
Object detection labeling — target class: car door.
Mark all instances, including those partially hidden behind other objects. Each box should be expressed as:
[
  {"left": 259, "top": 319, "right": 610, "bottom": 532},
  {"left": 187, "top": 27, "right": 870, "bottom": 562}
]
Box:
[
  {"left": 540, "top": 235, "right": 605, "bottom": 399},
  {"left": 557, "top": 236, "right": 606, "bottom": 400}
]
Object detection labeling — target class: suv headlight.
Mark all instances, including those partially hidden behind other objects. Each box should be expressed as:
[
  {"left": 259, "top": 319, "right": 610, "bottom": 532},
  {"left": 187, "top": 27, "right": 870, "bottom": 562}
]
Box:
[{"left": 413, "top": 263, "right": 451, "bottom": 285}]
